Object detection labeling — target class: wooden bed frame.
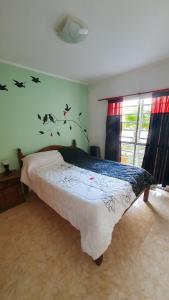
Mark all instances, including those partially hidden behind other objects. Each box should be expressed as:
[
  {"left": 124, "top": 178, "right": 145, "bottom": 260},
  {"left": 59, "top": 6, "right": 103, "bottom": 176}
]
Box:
[
  {"left": 17, "top": 141, "right": 150, "bottom": 266},
  {"left": 17, "top": 140, "right": 77, "bottom": 166}
]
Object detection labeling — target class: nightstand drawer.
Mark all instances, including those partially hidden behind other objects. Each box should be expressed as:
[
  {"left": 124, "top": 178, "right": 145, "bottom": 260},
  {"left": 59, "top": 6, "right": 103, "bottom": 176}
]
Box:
[
  {"left": 0, "top": 181, "right": 7, "bottom": 190},
  {"left": 0, "top": 178, "right": 19, "bottom": 190},
  {"left": 6, "top": 178, "right": 20, "bottom": 187},
  {"left": 0, "top": 170, "right": 24, "bottom": 212},
  {"left": 0, "top": 185, "right": 23, "bottom": 212},
  {"left": 0, "top": 194, "right": 5, "bottom": 212}
]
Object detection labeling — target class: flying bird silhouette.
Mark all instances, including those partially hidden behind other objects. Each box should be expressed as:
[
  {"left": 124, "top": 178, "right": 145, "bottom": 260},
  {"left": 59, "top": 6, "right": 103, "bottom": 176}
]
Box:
[
  {"left": 13, "top": 80, "right": 25, "bottom": 88},
  {"left": 64, "top": 104, "right": 71, "bottom": 116},
  {"left": 0, "top": 84, "right": 8, "bottom": 91},
  {"left": 30, "top": 76, "right": 41, "bottom": 83}
]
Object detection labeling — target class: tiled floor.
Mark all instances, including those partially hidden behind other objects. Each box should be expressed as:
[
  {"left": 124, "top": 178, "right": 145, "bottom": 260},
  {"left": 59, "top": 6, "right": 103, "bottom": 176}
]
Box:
[{"left": 0, "top": 189, "right": 169, "bottom": 300}]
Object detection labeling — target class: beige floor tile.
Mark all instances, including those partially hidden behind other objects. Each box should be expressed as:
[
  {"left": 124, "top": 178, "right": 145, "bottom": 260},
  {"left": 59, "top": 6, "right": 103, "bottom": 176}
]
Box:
[{"left": 0, "top": 189, "right": 169, "bottom": 300}]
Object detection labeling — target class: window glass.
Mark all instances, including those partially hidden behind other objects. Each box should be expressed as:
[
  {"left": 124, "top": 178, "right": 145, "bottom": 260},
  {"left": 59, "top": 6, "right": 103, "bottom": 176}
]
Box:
[
  {"left": 121, "top": 137, "right": 133, "bottom": 143},
  {"left": 120, "top": 95, "right": 151, "bottom": 167},
  {"left": 122, "top": 99, "right": 139, "bottom": 106},
  {"left": 121, "top": 151, "right": 134, "bottom": 165},
  {"left": 122, "top": 115, "right": 137, "bottom": 122},
  {"left": 121, "top": 143, "right": 134, "bottom": 152},
  {"left": 143, "top": 97, "right": 152, "bottom": 105},
  {"left": 142, "top": 105, "right": 151, "bottom": 113},
  {"left": 122, "top": 106, "right": 138, "bottom": 115},
  {"left": 122, "top": 130, "right": 135, "bottom": 138},
  {"left": 139, "top": 130, "right": 148, "bottom": 139},
  {"left": 122, "top": 122, "right": 136, "bottom": 130},
  {"left": 135, "top": 145, "right": 146, "bottom": 167}
]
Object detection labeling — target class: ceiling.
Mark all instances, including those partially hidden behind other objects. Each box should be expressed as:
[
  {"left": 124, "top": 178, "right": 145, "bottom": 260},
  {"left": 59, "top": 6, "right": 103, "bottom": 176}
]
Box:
[{"left": 0, "top": 0, "right": 169, "bottom": 84}]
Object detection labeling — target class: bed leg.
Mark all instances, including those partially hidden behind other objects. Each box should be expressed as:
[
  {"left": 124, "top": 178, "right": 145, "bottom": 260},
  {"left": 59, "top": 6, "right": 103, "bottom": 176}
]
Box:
[
  {"left": 94, "top": 255, "right": 103, "bottom": 266},
  {"left": 143, "top": 187, "right": 150, "bottom": 203}
]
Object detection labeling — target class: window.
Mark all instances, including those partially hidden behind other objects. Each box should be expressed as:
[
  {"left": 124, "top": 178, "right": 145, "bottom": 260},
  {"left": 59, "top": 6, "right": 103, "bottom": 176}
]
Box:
[{"left": 121, "top": 95, "right": 151, "bottom": 167}]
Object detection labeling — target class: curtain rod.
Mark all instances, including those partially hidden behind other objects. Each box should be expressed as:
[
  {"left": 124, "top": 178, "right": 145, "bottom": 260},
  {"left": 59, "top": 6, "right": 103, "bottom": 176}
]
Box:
[{"left": 98, "top": 87, "right": 169, "bottom": 101}]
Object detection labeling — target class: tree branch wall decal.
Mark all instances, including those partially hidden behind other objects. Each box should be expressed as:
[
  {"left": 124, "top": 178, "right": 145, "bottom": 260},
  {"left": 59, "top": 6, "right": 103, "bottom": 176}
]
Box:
[{"left": 37, "top": 104, "right": 89, "bottom": 142}]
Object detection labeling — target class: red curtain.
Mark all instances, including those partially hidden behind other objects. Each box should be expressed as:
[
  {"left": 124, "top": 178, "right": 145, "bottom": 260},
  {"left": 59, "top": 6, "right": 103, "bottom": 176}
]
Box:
[
  {"left": 107, "top": 102, "right": 122, "bottom": 116},
  {"left": 151, "top": 96, "right": 169, "bottom": 114}
]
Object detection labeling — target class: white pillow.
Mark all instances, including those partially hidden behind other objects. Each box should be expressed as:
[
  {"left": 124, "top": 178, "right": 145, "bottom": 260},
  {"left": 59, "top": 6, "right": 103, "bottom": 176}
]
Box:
[{"left": 22, "top": 150, "right": 64, "bottom": 170}]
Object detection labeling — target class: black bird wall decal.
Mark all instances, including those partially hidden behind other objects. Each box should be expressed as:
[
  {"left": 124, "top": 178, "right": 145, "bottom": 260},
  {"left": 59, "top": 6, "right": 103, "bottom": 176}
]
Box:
[
  {"left": 13, "top": 80, "right": 25, "bottom": 88},
  {"left": 30, "top": 76, "right": 41, "bottom": 83},
  {"left": 43, "top": 114, "right": 48, "bottom": 124},
  {"left": 64, "top": 104, "right": 71, "bottom": 116},
  {"left": 0, "top": 84, "right": 8, "bottom": 91},
  {"left": 48, "top": 114, "right": 55, "bottom": 123}
]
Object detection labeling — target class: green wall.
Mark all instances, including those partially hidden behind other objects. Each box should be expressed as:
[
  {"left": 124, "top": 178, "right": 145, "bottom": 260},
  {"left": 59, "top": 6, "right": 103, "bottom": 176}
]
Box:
[{"left": 0, "top": 62, "right": 88, "bottom": 173}]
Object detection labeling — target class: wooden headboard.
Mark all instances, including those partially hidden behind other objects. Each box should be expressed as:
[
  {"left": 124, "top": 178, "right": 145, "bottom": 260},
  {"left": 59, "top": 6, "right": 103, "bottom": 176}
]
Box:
[{"left": 17, "top": 139, "right": 76, "bottom": 169}]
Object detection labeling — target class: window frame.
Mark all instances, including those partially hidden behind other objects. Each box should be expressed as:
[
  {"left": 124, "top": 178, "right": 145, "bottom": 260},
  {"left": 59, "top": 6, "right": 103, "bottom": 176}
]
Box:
[{"left": 120, "top": 96, "right": 151, "bottom": 166}]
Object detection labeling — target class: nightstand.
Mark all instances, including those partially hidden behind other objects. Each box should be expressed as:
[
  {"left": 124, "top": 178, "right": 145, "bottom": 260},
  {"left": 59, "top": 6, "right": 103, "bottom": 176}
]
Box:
[{"left": 0, "top": 170, "right": 24, "bottom": 212}]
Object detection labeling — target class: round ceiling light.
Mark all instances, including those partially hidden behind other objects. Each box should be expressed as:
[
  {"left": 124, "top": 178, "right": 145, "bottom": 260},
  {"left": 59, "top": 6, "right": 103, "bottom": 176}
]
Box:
[{"left": 56, "top": 16, "right": 88, "bottom": 44}]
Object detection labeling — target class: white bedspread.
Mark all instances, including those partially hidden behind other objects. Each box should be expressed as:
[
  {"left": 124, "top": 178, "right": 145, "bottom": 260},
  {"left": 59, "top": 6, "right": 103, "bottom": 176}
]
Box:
[{"left": 21, "top": 160, "right": 136, "bottom": 259}]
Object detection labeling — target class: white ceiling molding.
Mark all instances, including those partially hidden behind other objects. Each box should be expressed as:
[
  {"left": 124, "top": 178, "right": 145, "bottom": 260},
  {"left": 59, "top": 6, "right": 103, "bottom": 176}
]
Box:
[{"left": 0, "top": 58, "right": 88, "bottom": 85}]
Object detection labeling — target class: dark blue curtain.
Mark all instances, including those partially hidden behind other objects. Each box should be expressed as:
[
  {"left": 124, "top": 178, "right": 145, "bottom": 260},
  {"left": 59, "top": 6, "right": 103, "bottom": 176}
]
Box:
[
  {"left": 105, "top": 98, "right": 123, "bottom": 161},
  {"left": 142, "top": 91, "right": 169, "bottom": 186}
]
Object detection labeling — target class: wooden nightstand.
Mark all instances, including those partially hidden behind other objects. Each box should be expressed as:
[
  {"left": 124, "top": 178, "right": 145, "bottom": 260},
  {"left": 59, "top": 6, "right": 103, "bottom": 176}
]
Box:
[{"left": 0, "top": 170, "right": 24, "bottom": 213}]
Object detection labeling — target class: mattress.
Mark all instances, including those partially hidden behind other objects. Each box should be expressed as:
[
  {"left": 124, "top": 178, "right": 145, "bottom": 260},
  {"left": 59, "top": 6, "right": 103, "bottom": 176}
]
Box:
[{"left": 21, "top": 150, "right": 138, "bottom": 260}]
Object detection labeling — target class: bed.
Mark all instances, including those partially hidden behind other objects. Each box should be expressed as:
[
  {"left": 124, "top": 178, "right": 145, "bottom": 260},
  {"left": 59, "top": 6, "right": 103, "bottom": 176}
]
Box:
[{"left": 17, "top": 142, "right": 152, "bottom": 266}]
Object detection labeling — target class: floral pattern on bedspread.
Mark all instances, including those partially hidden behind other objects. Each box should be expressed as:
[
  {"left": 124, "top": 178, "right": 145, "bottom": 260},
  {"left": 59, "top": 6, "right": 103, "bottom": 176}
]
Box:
[{"left": 36, "top": 162, "right": 135, "bottom": 213}]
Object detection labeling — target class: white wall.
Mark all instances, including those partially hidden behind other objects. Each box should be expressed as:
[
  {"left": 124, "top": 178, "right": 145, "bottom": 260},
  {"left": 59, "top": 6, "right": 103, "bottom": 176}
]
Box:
[{"left": 88, "top": 58, "right": 169, "bottom": 157}]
